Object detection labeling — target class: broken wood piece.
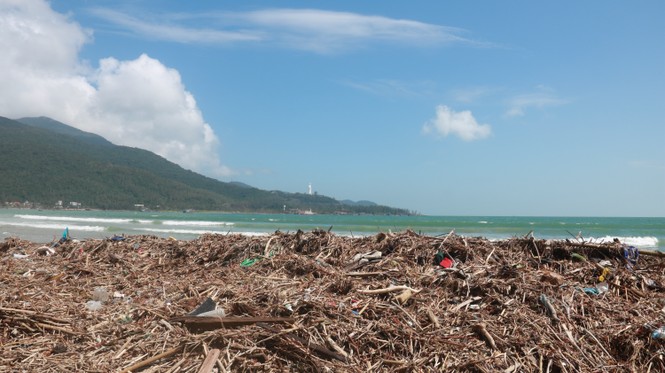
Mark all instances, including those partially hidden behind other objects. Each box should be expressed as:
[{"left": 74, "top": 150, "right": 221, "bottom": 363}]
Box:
[
  {"left": 171, "top": 316, "right": 295, "bottom": 331},
  {"left": 325, "top": 335, "right": 350, "bottom": 361},
  {"left": 0, "top": 307, "right": 70, "bottom": 324},
  {"left": 472, "top": 323, "right": 498, "bottom": 350},
  {"left": 119, "top": 345, "right": 182, "bottom": 373},
  {"left": 345, "top": 271, "right": 384, "bottom": 277},
  {"left": 539, "top": 270, "right": 564, "bottom": 286},
  {"left": 358, "top": 285, "right": 421, "bottom": 295},
  {"left": 452, "top": 296, "right": 482, "bottom": 311},
  {"left": 426, "top": 308, "right": 441, "bottom": 328},
  {"left": 35, "top": 322, "right": 79, "bottom": 336},
  {"left": 197, "top": 348, "right": 221, "bottom": 373},
  {"left": 394, "top": 289, "right": 414, "bottom": 305},
  {"left": 258, "top": 324, "right": 348, "bottom": 363}
]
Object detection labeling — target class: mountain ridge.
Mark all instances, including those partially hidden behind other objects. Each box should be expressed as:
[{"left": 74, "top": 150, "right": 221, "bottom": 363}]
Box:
[{"left": 1, "top": 116, "right": 410, "bottom": 215}]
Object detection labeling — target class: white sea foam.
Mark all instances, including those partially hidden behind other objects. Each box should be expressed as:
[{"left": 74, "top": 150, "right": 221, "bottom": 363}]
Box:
[
  {"left": 15, "top": 214, "right": 131, "bottom": 224},
  {"left": 584, "top": 236, "right": 659, "bottom": 248},
  {"left": 137, "top": 228, "right": 226, "bottom": 235},
  {"left": 5, "top": 222, "right": 106, "bottom": 232},
  {"left": 161, "top": 220, "right": 234, "bottom": 227},
  {"left": 137, "top": 228, "right": 266, "bottom": 236},
  {"left": 478, "top": 221, "right": 488, "bottom": 224}
]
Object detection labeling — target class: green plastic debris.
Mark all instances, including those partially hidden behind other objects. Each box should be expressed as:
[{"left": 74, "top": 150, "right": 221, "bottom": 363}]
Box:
[
  {"left": 571, "top": 253, "right": 587, "bottom": 262},
  {"left": 240, "top": 251, "right": 276, "bottom": 267},
  {"left": 240, "top": 258, "right": 260, "bottom": 267}
]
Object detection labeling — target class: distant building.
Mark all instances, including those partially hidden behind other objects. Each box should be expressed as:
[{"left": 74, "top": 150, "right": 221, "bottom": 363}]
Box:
[{"left": 69, "top": 201, "right": 81, "bottom": 209}]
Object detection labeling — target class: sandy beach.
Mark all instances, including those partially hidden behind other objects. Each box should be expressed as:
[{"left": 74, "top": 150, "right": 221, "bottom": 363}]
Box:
[{"left": 1, "top": 230, "right": 664, "bottom": 372}]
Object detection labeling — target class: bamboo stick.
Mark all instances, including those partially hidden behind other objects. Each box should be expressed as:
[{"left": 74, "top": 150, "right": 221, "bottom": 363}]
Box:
[{"left": 119, "top": 345, "right": 182, "bottom": 373}]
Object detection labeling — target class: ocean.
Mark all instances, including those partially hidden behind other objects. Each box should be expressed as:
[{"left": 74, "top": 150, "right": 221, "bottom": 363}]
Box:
[{"left": 1, "top": 208, "right": 662, "bottom": 250}]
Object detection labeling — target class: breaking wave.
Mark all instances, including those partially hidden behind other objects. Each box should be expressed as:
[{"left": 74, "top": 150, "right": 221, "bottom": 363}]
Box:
[
  {"left": 161, "top": 220, "right": 235, "bottom": 227},
  {"left": 137, "top": 228, "right": 266, "bottom": 236},
  {"left": 5, "top": 222, "right": 106, "bottom": 232},
  {"left": 583, "top": 236, "right": 659, "bottom": 248},
  {"left": 15, "top": 214, "right": 131, "bottom": 224}
]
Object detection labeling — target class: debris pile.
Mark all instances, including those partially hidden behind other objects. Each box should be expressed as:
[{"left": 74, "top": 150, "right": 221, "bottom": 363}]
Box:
[{"left": 1, "top": 230, "right": 664, "bottom": 372}]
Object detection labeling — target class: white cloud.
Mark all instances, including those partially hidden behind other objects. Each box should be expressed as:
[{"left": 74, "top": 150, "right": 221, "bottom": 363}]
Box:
[
  {"left": 0, "top": 0, "right": 231, "bottom": 178},
  {"left": 89, "top": 8, "right": 261, "bottom": 44},
  {"left": 342, "top": 79, "right": 435, "bottom": 97},
  {"left": 423, "top": 105, "right": 491, "bottom": 141},
  {"left": 451, "top": 86, "right": 495, "bottom": 104},
  {"left": 505, "top": 89, "right": 568, "bottom": 117},
  {"left": 90, "top": 7, "right": 480, "bottom": 54},
  {"left": 238, "top": 9, "right": 467, "bottom": 52}
]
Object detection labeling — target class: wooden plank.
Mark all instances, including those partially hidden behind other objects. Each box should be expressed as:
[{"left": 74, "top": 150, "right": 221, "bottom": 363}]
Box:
[
  {"left": 197, "top": 349, "right": 221, "bottom": 373},
  {"left": 171, "top": 316, "right": 295, "bottom": 330}
]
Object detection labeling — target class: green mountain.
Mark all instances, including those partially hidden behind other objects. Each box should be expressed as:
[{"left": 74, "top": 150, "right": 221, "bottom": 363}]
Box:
[{"left": 0, "top": 116, "right": 410, "bottom": 214}]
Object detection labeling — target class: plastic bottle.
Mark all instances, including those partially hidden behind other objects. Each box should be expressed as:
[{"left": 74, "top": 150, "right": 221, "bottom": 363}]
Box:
[
  {"left": 596, "top": 282, "right": 609, "bottom": 294},
  {"left": 652, "top": 327, "right": 665, "bottom": 339}
]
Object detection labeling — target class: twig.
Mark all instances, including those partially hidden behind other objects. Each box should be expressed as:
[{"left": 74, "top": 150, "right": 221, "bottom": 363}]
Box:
[
  {"left": 358, "top": 285, "right": 421, "bottom": 295},
  {"left": 119, "top": 345, "right": 182, "bottom": 373},
  {"left": 257, "top": 324, "right": 348, "bottom": 363},
  {"left": 472, "top": 323, "right": 498, "bottom": 350},
  {"left": 452, "top": 296, "right": 482, "bottom": 312},
  {"left": 325, "top": 335, "right": 350, "bottom": 361},
  {"left": 346, "top": 271, "right": 385, "bottom": 277}
]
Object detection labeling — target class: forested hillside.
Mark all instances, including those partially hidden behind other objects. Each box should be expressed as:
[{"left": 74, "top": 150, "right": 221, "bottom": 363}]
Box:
[{"left": 0, "top": 116, "right": 410, "bottom": 214}]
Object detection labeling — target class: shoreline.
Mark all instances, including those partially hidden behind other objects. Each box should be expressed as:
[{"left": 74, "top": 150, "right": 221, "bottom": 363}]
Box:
[
  {"left": 2, "top": 230, "right": 664, "bottom": 371},
  {"left": 2, "top": 208, "right": 663, "bottom": 250}
]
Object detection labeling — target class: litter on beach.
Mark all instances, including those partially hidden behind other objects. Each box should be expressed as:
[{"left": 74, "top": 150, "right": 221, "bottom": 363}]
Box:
[{"left": 1, "top": 230, "right": 664, "bottom": 371}]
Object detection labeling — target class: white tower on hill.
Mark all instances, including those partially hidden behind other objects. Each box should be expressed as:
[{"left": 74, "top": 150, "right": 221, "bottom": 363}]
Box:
[{"left": 308, "top": 183, "right": 313, "bottom": 195}]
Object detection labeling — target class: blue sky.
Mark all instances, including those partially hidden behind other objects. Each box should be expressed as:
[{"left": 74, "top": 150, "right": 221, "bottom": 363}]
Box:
[{"left": 1, "top": 0, "right": 663, "bottom": 216}]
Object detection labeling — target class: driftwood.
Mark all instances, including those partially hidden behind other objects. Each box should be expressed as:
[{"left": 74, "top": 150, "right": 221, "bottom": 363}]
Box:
[
  {"left": 119, "top": 345, "right": 183, "bottom": 373},
  {"left": 1, "top": 231, "right": 663, "bottom": 372},
  {"left": 171, "top": 316, "right": 295, "bottom": 331},
  {"left": 566, "top": 241, "right": 665, "bottom": 257},
  {"left": 357, "top": 285, "right": 422, "bottom": 295},
  {"left": 197, "top": 348, "right": 220, "bottom": 373}
]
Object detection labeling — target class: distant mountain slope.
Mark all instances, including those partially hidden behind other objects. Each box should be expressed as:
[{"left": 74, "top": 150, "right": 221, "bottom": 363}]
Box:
[
  {"left": 0, "top": 116, "right": 410, "bottom": 214},
  {"left": 17, "top": 117, "right": 113, "bottom": 147},
  {"left": 341, "top": 199, "right": 378, "bottom": 207}
]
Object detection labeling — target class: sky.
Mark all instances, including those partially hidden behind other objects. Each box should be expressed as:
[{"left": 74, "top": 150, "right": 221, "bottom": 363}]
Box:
[{"left": 1, "top": 0, "right": 663, "bottom": 216}]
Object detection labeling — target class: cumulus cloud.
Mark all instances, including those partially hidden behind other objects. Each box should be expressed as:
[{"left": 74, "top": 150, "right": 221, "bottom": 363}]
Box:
[
  {"left": 423, "top": 105, "right": 491, "bottom": 141},
  {"left": 90, "top": 7, "right": 482, "bottom": 54},
  {"left": 0, "top": 0, "right": 231, "bottom": 178}
]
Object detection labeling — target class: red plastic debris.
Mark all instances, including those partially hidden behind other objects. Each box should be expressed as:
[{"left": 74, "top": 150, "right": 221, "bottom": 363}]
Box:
[{"left": 439, "top": 257, "right": 454, "bottom": 268}]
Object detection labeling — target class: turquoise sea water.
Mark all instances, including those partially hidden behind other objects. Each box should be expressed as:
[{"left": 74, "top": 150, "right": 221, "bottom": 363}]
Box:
[{"left": 0, "top": 209, "right": 663, "bottom": 250}]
